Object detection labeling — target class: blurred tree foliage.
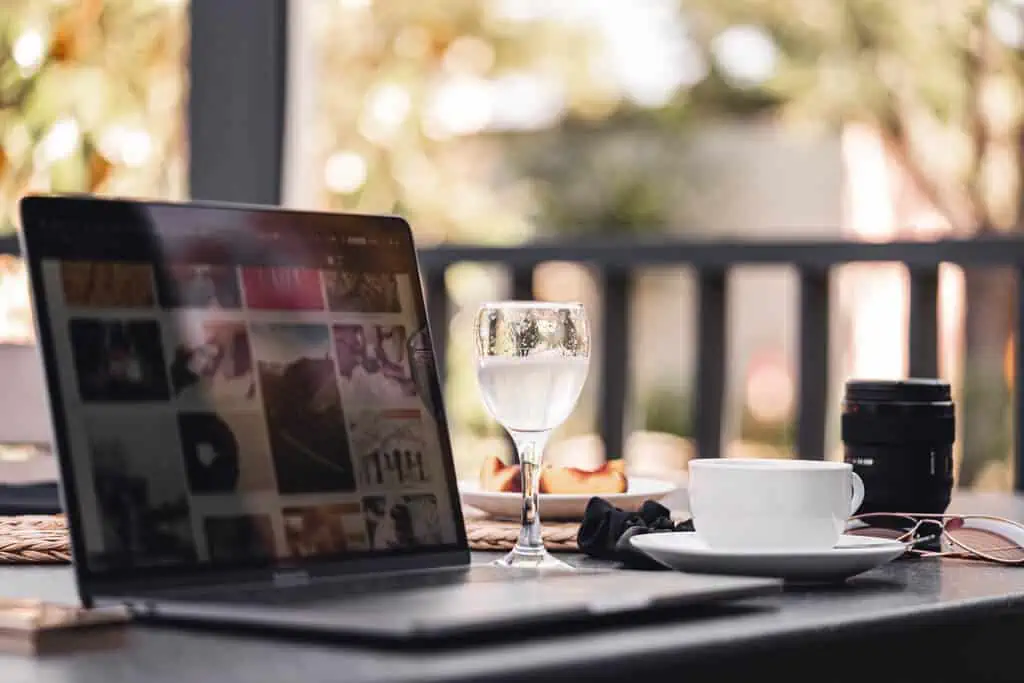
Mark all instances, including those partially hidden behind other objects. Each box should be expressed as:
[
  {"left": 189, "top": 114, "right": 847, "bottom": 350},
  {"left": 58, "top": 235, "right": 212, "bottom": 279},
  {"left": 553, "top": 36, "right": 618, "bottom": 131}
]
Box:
[
  {"left": 0, "top": 0, "right": 187, "bottom": 234},
  {"left": 683, "top": 0, "right": 1024, "bottom": 484},
  {"left": 684, "top": 0, "right": 1023, "bottom": 232},
  {"left": 642, "top": 387, "right": 693, "bottom": 439},
  {"left": 497, "top": 118, "right": 705, "bottom": 237},
  {"left": 308, "top": 1, "right": 609, "bottom": 244}
]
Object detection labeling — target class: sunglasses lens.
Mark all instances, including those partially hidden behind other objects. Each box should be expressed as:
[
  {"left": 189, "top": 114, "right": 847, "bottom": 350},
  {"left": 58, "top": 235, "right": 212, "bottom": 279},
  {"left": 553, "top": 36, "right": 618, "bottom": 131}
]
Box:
[
  {"left": 847, "top": 515, "right": 1024, "bottom": 562},
  {"left": 945, "top": 526, "right": 1024, "bottom": 562}
]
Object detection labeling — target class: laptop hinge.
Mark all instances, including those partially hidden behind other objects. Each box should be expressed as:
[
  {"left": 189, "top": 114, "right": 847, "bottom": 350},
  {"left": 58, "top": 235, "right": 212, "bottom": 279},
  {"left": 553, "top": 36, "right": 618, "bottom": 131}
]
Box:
[{"left": 86, "top": 548, "right": 471, "bottom": 600}]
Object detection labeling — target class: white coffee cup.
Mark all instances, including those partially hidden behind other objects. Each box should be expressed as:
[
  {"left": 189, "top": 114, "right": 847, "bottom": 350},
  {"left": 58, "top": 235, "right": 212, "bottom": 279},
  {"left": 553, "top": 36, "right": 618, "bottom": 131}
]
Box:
[{"left": 687, "top": 458, "right": 865, "bottom": 551}]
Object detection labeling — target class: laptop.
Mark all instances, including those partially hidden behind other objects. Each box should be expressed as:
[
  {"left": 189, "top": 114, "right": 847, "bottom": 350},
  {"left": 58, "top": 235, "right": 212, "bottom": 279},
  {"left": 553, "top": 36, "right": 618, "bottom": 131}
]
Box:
[{"left": 19, "top": 195, "right": 780, "bottom": 641}]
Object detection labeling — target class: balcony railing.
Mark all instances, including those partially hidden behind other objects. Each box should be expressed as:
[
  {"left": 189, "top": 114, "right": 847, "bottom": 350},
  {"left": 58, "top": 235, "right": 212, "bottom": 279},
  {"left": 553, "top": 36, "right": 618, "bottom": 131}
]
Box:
[
  {"left": 1, "top": 233, "right": 1019, "bottom": 486},
  {"left": 419, "top": 237, "right": 1024, "bottom": 490}
]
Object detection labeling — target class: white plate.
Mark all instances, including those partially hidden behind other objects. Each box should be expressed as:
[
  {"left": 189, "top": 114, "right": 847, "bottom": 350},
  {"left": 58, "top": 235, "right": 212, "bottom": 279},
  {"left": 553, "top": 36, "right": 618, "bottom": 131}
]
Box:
[
  {"left": 459, "top": 477, "right": 678, "bottom": 520},
  {"left": 630, "top": 533, "right": 907, "bottom": 583}
]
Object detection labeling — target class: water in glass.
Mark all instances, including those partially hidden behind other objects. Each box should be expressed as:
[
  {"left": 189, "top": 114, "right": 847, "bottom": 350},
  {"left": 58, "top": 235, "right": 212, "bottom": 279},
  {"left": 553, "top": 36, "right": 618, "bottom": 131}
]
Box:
[{"left": 474, "top": 301, "right": 590, "bottom": 569}]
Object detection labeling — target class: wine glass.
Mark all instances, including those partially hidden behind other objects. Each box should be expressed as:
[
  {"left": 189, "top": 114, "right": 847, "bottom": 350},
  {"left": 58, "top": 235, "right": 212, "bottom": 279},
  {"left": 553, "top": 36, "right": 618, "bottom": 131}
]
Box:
[{"left": 474, "top": 301, "right": 590, "bottom": 569}]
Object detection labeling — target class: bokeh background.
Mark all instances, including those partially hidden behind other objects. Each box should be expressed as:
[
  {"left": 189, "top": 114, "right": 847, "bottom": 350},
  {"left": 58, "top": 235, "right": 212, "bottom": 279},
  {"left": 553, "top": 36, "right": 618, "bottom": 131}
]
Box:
[{"left": 0, "top": 0, "right": 1022, "bottom": 488}]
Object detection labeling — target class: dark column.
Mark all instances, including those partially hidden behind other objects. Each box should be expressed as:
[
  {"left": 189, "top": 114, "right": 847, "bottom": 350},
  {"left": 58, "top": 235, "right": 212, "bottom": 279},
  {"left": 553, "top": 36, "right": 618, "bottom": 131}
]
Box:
[
  {"left": 188, "top": 0, "right": 288, "bottom": 204},
  {"left": 908, "top": 266, "right": 940, "bottom": 378},
  {"left": 797, "top": 268, "right": 830, "bottom": 460},
  {"left": 695, "top": 269, "right": 728, "bottom": 459},
  {"left": 598, "top": 269, "right": 631, "bottom": 460}
]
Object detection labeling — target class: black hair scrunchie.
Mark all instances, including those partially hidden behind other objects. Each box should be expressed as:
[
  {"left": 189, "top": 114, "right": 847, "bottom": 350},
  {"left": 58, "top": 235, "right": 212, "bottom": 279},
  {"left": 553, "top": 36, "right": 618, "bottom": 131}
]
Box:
[{"left": 577, "top": 497, "right": 694, "bottom": 569}]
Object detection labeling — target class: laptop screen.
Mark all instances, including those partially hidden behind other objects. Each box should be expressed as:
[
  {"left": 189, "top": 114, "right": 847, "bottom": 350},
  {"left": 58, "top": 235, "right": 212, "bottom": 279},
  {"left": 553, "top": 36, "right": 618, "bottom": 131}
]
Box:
[{"left": 22, "top": 199, "right": 465, "bottom": 577}]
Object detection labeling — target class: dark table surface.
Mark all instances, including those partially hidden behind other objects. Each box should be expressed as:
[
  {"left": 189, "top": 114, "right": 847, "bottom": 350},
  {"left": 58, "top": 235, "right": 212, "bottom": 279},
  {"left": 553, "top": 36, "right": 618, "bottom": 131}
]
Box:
[{"left": 4, "top": 492, "right": 1024, "bottom": 683}]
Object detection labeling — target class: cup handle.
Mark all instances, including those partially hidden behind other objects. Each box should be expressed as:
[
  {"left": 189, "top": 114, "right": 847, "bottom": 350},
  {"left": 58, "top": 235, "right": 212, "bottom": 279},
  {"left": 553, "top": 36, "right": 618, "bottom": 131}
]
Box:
[{"left": 849, "top": 471, "right": 865, "bottom": 515}]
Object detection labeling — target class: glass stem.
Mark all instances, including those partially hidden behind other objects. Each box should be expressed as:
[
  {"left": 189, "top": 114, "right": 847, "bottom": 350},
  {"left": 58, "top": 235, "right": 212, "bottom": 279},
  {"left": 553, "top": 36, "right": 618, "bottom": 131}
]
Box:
[{"left": 511, "top": 431, "right": 549, "bottom": 553}]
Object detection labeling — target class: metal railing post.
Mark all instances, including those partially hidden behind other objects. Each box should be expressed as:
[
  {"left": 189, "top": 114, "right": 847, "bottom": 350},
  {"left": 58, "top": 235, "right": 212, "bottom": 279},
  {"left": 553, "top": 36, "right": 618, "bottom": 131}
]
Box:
[
  {"left": 908, "top": 266, "right": 940, "bottom": 379},
  {"left": 598, "top": 268, "right": 631, "bottom": 460},
  {"left": 695, "top": 269, "right": 728, "bottom": 459},
  {"left": 797, "top": 268, "right": 830, "bottom": 461}
]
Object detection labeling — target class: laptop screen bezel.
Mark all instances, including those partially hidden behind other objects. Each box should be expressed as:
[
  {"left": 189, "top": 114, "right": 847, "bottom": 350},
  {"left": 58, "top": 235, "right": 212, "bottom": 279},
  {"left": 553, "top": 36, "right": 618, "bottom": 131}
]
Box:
[{"left": 19, "top": 196, "right": 470, "bottom": 601}]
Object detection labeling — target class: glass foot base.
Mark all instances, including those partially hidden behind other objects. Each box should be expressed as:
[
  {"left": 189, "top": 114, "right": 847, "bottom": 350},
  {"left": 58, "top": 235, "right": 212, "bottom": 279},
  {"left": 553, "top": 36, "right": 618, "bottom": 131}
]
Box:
[{"left": 492, "top": 545, "right": 575, "bottom": 570}]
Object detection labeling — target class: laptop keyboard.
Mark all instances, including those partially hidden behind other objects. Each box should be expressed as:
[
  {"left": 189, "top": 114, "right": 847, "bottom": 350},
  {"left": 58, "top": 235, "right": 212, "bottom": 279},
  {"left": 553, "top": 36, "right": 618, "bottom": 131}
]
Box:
[{"left": 189, "top": 564, "right": 581, "bottom": 606}]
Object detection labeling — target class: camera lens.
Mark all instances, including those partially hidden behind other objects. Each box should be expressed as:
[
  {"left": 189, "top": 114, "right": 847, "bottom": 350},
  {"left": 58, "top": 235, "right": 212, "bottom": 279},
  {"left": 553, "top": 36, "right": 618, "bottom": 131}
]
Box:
[{"left": 842, "top": 379, "right": 954, "bottom": 515}]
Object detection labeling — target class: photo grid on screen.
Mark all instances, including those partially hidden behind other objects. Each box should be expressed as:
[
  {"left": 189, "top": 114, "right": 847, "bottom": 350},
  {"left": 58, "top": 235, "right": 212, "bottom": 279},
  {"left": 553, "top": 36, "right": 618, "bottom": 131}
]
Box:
[{"left": 42, "top": 243, "right": 458, "bottom": 570}]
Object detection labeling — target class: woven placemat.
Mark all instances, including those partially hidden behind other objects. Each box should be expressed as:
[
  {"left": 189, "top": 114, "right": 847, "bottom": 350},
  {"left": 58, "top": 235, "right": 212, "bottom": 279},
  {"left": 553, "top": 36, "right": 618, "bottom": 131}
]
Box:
[
  {"left": 0, "top": 515, "right": 71, "bottom": 564},
  {"left": 464, "top": 518, "right": 579, "bottom": 552},
  {"left": 0, "top": 513, "right": 581, "bottom": 562}
]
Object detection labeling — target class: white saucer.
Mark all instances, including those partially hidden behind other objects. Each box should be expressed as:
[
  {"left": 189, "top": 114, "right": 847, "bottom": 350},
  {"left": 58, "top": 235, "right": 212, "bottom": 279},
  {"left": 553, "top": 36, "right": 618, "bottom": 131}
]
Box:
[
  {"left": 459, "top": 477, "right": 679, "bottom": 521},
  {"left": 630, "top": 533, "right": 907, "bottom": 582}
]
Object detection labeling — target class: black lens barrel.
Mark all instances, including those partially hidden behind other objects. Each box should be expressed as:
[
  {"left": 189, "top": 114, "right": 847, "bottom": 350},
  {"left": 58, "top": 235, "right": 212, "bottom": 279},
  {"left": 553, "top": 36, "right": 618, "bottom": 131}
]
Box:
[{"left": 842, "top": 379, "right": 954, "bottom": 515}]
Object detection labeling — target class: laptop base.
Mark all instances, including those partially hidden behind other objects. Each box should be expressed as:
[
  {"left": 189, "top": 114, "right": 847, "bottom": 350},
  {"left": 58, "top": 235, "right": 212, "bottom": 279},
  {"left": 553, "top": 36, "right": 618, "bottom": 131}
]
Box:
[{"left": 120, "top": 565, "right": 779, "bottom": 641}]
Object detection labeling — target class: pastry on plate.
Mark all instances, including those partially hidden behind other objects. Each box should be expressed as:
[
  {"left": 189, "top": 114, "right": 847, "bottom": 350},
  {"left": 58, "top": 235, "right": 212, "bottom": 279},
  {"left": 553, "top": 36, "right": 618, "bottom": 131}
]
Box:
[
  {"left": 479, "top": 455, "right": 521, "bottom": 493},
  {"left": 478, "top": 455, "right": 628, "bottom": 494},
  {"left": 539, "top": 462, "right": 627, "bottom": 494}
]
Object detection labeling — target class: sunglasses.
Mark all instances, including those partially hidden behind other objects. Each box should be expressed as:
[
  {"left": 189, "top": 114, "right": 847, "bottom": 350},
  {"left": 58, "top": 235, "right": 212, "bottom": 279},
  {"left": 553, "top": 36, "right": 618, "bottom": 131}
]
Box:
[{"left": 847, "top": 513, "right": 1024, "bottom": 565}]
